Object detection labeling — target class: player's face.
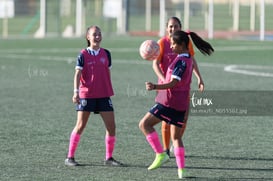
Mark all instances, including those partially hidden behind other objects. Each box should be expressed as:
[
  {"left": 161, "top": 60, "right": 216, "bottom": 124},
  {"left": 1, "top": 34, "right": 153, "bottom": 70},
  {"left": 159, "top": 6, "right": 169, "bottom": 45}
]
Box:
[
  {"left": 170, "top": 38, "right": 180, "bottom": 54},
  {"left": 87, "top": 27, "right": 102, "bottom": 48},
  {"left": 171, "top": 38, "right": 179, "bottom": 53},
  {"left": 167, "top": 19, "right": 181, "bottom": 37}
]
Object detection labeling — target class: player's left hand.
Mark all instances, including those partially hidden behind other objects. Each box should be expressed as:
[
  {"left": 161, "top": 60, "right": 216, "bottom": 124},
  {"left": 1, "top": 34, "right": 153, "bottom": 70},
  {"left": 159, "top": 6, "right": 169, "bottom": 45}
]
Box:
[{"left": 198, "top": 79, "right": 204, "bottom": 92}]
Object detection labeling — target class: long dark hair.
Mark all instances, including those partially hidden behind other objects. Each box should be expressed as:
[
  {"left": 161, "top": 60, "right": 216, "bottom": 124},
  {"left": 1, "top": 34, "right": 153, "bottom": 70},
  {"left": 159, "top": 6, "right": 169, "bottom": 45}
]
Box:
[{"left": 172, "top": 30, "right": 214, "bottom": 56}]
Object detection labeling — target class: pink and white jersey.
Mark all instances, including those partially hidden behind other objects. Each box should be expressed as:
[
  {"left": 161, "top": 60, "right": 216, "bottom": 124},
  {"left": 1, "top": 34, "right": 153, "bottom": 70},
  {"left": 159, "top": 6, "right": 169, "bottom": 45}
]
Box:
[
  {"left": 157, "top": 36, "right": 195, "bottom": 84},
  {"left": 76, "top": 48, "right": 114, "bottom": 98},
  {"left": 155, "top": 53, "right": 193, "bottom": 111}
]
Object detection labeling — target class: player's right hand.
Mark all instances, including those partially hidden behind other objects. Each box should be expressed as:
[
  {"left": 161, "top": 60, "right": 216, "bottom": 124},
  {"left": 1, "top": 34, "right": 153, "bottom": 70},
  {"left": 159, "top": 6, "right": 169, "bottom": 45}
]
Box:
[
  {"left": 145, "top": 82, "right": 154, "bottom": 91},
  {"left": 72, "top": 93, "right": 80, "bottom": 104}
]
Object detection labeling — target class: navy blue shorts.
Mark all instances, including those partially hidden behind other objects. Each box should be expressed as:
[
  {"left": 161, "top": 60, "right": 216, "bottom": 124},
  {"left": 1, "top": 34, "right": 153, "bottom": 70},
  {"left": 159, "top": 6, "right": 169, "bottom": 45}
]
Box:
[
  {"left": 149, "top": 103, "right": 186, "bottom": 128},
  {"left": 76, "top": 97, "right": 114, "bottom": 113}
]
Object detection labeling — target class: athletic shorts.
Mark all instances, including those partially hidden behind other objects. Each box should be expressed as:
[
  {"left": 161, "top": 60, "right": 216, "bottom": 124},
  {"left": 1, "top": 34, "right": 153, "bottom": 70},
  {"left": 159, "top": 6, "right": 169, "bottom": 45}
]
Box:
[
  {"left": 76, "top": 97, "right": 114, "bottom": 113},
  {"left": 149, "top": 103, "right": 186, "bottom": 128}
]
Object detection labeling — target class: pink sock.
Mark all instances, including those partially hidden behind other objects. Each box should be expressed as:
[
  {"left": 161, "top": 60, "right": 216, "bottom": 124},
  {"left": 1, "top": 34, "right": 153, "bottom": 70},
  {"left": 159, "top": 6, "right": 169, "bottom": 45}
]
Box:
[
  {"left": 67, "top": 132, "right": 81, "bottom": 158},
  {"left": 146, "top": 131, "right": 164, "bottom": 154},
  {"left": 174, "top": 147, "right": 185, "bottom": 169},
  {"left": 105, "top": 135, "right": 116, "bottom": 160}
]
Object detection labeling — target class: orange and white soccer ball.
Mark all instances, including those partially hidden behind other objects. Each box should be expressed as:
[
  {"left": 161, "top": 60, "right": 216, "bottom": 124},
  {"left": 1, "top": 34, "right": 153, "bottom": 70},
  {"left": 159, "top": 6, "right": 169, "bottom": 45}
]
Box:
[{"left": 139, "top": 40, "right": 160, "bottom": 60}]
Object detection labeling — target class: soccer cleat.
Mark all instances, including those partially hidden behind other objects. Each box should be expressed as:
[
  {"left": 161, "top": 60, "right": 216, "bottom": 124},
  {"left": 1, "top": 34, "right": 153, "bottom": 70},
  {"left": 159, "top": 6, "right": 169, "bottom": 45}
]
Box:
[
  {"left": 147, "top": 152, "right": 170, "bottom": 170},
  {"left": 178, "top": 168, "right": 185, "bottom": 179},
  {"left": 104, "top": 157, "right": 124, "bottom": 166},
  {"left": 65, "top": 157, "right": 79, "bottom": 166}
]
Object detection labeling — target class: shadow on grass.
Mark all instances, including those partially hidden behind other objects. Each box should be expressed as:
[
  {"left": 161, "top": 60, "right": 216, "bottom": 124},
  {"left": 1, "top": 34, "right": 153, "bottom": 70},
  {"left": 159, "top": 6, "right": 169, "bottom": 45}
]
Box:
[
  {"left": 65, "top": 161, "right": 273, "bottom": 180},
  {"left": 74, "top": 155, "right": 273, "bottom": 172},
  {"left": 168, "top": 177, "right": 273, "bottom": 180},
  {"left": 69, "top": 156, "right": 273, "bottom": 180},
  {"left": 185, "top": 155, "right": 273, "bottom": 173},
  {"left": 187, "top": 166, "right": 273, "bottom": 172},
  {"left": 74, "top": 161, "right": 146, "bottom": 169},
  {"left": 186, "top": 155, "right": 273, "bottom": 162}
]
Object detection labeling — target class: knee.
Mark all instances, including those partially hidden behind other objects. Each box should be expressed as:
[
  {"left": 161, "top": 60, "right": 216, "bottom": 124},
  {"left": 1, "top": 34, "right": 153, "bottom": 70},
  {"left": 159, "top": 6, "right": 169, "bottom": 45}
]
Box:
[
  {"left": 139, "top": 119, "right": 144, "bottom": 131},
  {"left": 139, "top": 118, "right": 149, "bottom": 132}
]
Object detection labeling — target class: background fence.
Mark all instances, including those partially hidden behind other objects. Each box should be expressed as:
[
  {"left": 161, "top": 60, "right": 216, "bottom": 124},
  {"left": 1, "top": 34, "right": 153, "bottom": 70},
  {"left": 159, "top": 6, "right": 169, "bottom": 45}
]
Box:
[{"left": 1, "top": 0, "right": 273, "bottom": 39}]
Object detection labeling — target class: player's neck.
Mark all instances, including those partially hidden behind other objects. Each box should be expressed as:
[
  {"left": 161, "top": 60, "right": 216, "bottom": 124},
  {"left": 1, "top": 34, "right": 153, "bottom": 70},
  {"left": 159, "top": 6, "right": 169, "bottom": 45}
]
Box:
[
  {"left": 89, "top": 45, "right": 100, "bottom": 51},
  {"left": 178, "top": 49, "right": 189, "bottom": 54}
]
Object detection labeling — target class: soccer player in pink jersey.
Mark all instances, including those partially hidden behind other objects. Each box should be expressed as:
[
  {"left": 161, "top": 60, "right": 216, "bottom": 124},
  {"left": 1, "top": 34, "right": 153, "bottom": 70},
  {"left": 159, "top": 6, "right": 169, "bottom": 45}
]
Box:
[
  {"left": 154, "top": 17, "right": 205, "bottom": 157},
  {"left": 139, "top": 30, "right": 213, "bottom": 179},
  {"left": 65, "top": 25, "right": 123, "bottom": 166}
]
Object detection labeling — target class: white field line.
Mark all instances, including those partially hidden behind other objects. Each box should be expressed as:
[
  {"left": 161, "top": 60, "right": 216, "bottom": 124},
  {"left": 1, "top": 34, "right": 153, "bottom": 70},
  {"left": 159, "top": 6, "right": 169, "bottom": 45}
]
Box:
[
  {"left": 2, "top": 53, "right": 273, "bottom": 78},
  {"left": 224, "top": 65, "right": 273, "bottom": 78},
  {"left": 0, "top": 53, "right": 227, "bottom": 66},
  {"left": 1, "top": 46, "right": 273, "bottom": 77}
]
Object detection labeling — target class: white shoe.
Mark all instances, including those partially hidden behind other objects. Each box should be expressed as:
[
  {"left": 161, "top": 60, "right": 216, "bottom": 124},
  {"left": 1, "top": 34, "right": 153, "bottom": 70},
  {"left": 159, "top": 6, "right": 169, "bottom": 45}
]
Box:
[{"left": 178, "top": 168, "right": 185, "bottom": 179}]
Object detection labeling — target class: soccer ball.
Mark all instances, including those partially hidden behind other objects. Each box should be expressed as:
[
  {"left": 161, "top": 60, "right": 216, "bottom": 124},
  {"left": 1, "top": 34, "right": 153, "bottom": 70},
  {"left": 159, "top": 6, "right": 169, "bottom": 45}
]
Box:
[{"left": 139, "top": 40, "right": 160, "bottom": 60}]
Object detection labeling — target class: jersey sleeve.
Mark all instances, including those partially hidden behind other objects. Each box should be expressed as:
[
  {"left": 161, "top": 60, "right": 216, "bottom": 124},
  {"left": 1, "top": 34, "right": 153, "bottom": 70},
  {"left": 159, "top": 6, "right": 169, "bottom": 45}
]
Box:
[
  {"left": 156, "top": 38, "right": 164, "bottom": 61},
  {"left": 104, "top": 49, "right": 112, "bottom": 68},
  {"left": 75, "top": 53, "right": 84, "bottom": 70},
  {"left": 171, "top": 60, "right": 187, "bottom": 81},
  {"left": 188, "top": 40, "right": 195, "bottom": 56}
]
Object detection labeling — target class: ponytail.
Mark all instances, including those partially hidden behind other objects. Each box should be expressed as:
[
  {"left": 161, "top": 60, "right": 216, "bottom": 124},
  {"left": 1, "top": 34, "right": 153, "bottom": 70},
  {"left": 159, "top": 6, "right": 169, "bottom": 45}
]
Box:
[
  {"left": 188, "top": 31, "right": 214, "bottom": 56},
  {"left": 171, "top": 30, "right": 214, "bottom": 56}
]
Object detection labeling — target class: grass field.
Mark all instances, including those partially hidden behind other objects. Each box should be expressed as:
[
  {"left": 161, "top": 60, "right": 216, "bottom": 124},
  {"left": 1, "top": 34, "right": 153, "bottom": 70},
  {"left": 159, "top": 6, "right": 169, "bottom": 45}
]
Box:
[{"left": 0, "top": 36, "right": 273, "bottom": 181}]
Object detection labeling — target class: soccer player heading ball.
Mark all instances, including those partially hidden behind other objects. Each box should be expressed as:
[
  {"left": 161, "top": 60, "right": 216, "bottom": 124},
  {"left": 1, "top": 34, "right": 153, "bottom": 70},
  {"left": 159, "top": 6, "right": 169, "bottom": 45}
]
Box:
[
  {"left": 155, "top": 17, "right": 206, "bottom": 158},
  {"left": 139, "top": 30, "right": 214, "bottom": 179}
]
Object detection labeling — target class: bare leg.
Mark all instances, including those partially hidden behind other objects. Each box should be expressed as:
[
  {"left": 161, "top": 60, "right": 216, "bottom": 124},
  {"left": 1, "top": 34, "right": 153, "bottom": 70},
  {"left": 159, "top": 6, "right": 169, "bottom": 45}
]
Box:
[
  {"left": 161, "top": 121, "right": 171, "bottom": 151},
  {"left": 170, "top": 125, "right": 184, "bottom": 148},
  {"left": 66, "top": 111, "right": 90, "bottom": 164},
  {"left": 171, "top": 124, "right": 185, "bottom": 171},
  {"left": 73, "top": 111, "right": 90, "bottom": 134},
  {"left": 100, "top": 111, "right": 116, "bottom": 161},
  {"left": 100, "top": 111, "right": 116, "bottom": 136},
  {"left": 139, "top": 112, "right": 161, "bottom": 136}
]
